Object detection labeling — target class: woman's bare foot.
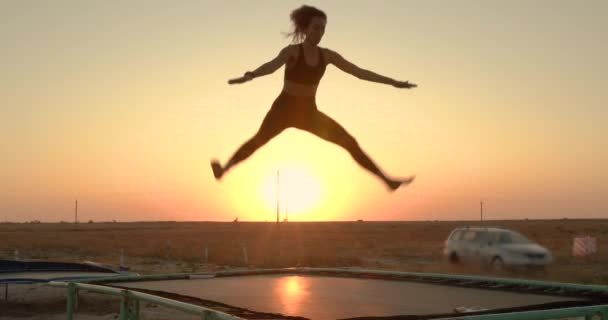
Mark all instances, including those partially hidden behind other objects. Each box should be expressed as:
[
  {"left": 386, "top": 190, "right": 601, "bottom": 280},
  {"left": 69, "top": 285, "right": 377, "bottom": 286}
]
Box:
[
  {"left": 387, "top": 175, "right": 416, "bottom": 192},
  {"left": 210, "top": 159, "right": 224, "bottom": 180}
]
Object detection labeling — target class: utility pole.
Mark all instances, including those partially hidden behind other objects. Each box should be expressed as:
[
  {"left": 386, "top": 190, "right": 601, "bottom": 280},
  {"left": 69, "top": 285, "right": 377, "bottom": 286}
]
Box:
[
  {"left": 276, "top": 170, "right": 279, "bottom": 224},
  {"left": 75, "top": 200, "right": 78, "bottom": 224},
  {"left": 480, "top": 201, "right": 483, "bottom": 225}
]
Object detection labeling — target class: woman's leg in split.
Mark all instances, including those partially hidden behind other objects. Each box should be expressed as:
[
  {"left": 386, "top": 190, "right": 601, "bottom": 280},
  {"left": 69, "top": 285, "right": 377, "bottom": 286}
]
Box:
[
  {"left": 211, "top": 108, "right": 286, "bottom": 180},
  {"left": 303, "top": 110, "right": 415, "bottom": 191}
]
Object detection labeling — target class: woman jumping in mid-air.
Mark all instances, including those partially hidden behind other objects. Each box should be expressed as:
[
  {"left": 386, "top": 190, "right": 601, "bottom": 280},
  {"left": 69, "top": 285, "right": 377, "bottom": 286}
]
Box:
[{"left": 211, "top": 5, "right": 417, "bottom": 192}]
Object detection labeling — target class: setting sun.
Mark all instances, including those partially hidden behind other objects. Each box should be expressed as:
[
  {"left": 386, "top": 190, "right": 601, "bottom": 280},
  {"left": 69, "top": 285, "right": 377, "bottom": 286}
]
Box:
[{"left": 259, "top": 165, "right": 323, "bottom": 219}]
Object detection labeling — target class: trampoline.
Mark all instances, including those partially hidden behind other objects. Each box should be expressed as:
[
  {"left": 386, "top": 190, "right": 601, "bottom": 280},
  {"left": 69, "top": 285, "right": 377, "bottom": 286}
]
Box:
[
  {"left": 0, "top": 259, "right": 134, "bottom": 284},
  {"left": 89, "top": 268, "right": 608, "bottom": 319}
]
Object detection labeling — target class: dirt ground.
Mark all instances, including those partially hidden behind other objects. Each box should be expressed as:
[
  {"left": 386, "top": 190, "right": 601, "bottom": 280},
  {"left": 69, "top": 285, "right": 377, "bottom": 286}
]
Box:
[{"left": 1, "top": 219, "right": 607, "bottom": 319}]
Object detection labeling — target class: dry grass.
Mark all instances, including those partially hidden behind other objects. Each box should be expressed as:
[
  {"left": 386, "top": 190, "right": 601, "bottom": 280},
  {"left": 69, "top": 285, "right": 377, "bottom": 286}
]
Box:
[{"left": 1, "top": 219, "right": 607, "bottom": 285}]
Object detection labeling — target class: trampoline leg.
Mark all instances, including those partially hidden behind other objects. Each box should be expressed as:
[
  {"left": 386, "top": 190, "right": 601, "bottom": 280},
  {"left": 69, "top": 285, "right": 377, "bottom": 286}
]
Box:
[
  {"left": 119, "top": 290, "right": 128, "bottom": 320},
  {"left": 596, "top": 308, "right": 608, "bottom": 320},
  {"left": 587, "top": 309, "right": 608, "bottom": 320},
  {"left": 131, "top": 297, "right": 140, "bottom": 320},
  {"left": 66, "top": 282, "right": 76, "bottom": 320},
  {"left": 74, "top": 288, "right": 79, "bottom": 312}
]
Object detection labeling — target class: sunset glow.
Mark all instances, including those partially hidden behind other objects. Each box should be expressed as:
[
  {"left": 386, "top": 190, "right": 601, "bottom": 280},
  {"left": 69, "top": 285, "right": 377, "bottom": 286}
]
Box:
[
  {"left": 1, "top": 1, "right": 605, "bottom": 222},
  {"left": 259, "top": 165, "right": 323, "bottom": 220}
]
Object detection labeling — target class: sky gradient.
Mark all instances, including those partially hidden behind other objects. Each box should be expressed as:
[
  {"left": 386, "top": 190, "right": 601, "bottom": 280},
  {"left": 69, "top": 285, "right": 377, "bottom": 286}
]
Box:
[{"left": 1, "top": 0, "right": 606, "bottom": 222}]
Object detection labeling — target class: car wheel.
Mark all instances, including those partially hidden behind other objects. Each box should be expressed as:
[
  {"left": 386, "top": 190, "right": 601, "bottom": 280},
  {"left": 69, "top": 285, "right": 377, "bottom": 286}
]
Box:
[
  {"left": 491, "top": 256, "right": 505, "bottom": 271},
  {"left": 449, "top": 252, "right": 460, "bottom": 264}
]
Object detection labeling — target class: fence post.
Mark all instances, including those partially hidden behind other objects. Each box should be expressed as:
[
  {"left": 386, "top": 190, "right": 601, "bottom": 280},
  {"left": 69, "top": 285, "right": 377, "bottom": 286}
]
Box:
[
  {"left": 165, "top": 241, "right": 172, "bottom": 259},
  {"left": 242, "top": 243, "right": 248, "bottom": 266},
  {"left": 204, "top": 243, "right": 209, "bottom": 264}
]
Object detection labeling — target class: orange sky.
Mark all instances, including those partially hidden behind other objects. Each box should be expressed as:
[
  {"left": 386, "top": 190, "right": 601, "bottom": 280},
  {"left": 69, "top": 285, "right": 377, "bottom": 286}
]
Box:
[{"left": 1, "top": 1, "right": 606, "bottom": 222}]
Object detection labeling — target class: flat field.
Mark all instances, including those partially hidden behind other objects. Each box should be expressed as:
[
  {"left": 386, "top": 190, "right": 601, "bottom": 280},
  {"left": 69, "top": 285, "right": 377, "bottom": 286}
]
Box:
[{"left": 2, "top": 219, "right": 606, "bottom": 285}]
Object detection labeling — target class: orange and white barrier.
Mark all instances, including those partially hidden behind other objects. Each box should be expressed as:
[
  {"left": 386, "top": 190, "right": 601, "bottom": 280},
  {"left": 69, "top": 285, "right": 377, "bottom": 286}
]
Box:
[{"left": 572, "top": 236, "right": 597, "bottom": 257}]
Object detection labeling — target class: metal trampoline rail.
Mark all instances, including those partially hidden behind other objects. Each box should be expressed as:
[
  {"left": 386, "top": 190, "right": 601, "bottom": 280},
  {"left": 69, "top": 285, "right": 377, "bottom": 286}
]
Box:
[{"left": 48, "top": 280, "right": 246, "bottom": 320}]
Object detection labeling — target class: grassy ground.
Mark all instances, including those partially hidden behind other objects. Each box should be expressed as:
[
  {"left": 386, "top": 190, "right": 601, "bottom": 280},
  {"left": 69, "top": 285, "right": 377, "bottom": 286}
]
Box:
[{"left": 1, "top": 219, "right": 607, "bottom": 285}]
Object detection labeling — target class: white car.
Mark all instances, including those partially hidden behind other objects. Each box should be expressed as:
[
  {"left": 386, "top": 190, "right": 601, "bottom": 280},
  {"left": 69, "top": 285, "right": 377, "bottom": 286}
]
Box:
[{"left": 443, "top": 226, "right": 553, "bottom": 270}]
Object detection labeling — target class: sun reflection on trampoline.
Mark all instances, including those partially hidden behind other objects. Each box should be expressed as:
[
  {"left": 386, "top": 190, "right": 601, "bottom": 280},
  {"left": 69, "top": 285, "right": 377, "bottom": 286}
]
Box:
[{"left": 276, "top": 276, "right": 310, "bottom": 315}]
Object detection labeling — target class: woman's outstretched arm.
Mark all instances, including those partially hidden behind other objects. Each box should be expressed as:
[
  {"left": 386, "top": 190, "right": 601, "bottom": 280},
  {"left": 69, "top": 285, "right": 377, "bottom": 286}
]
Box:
[
  {"left": 325, "top": 49, "right": 417, "bottom": 89},
  {"left": 228, "top": 46, "right": 293, "bottom": 84}
]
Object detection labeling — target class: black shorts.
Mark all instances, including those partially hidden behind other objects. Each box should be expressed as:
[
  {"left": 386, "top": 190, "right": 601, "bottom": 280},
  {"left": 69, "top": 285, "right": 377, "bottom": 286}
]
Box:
[{"left": 256, "top": 92, "right": 350, "bottom": 144}]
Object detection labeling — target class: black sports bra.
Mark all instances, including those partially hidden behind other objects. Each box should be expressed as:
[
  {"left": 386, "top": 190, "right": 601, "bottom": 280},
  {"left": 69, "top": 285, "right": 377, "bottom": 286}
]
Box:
[{"left": 284, "top": 44, "right": 326, "bottom": 85}]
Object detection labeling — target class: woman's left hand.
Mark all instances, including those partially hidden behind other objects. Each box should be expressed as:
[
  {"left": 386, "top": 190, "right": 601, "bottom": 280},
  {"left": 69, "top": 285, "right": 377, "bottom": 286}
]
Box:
[
  {"left": 392, "top": 80, "right": 417, "bottom": 89},
  {"left": 228, "top": 76, "right": 250, "bottom": 84}
]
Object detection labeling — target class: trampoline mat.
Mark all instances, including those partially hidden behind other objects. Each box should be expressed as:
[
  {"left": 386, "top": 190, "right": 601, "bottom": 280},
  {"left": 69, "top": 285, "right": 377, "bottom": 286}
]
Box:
[{"left": 117, "top": 274, "right": 584, "bottom": 319}]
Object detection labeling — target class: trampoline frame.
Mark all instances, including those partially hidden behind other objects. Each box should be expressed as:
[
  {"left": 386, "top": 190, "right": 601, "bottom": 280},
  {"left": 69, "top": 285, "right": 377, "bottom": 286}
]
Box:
[{"left": 48, "top": 267, "right": 608, "bottom": 320}]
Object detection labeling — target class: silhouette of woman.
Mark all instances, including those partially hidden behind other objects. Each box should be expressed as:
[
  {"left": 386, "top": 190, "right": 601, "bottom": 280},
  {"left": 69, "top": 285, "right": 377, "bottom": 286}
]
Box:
[{"left": 211, "top": 5, "right": 417, "bottom": 191}]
